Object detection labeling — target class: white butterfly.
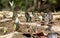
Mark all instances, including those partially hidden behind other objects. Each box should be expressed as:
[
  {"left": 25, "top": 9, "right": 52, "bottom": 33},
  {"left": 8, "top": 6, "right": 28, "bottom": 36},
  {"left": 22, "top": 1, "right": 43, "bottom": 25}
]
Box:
[
  {"left": 9, "top": 1, "right": 14, "bottom": 7},
  {"left": 15, "top": 17, "right": 20, "bottom": 24}
]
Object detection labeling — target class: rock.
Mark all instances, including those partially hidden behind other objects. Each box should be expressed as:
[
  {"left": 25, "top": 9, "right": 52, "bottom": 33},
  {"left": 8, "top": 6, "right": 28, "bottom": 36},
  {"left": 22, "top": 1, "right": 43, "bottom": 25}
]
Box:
[
  {"left": 0, "top": 32, "right": 27, "bottom": 38},
  {"left": 53, "top": 15, "right": 60, "bottom": 20},
  {"left": 51, "top": 26, "right": 60, "bottom": 32},
  {"left": 6, "top": 12, "right": 13, "bottom": 19},
  {"left": 0, "top": 14, "right": 3, "bottom": 20}
]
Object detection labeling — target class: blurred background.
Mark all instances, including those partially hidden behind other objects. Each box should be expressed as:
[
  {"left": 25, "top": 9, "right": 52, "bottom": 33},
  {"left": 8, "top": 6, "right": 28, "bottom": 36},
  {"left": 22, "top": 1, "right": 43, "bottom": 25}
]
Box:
[{"left": 0, "top": 0, "right": 60, "bottom": 12}]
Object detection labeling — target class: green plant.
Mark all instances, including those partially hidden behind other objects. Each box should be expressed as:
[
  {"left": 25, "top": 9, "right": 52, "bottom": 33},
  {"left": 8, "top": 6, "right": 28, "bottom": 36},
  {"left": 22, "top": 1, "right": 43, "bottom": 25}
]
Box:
[
  {"left": 13, "top": 24, "right": 17, "bottom": 31},
  {"left": 49, "top": 0, "right": 57, "bottom": 4},
  {"left": 3, "top": 27, "right": 7, "bottom": 34}
]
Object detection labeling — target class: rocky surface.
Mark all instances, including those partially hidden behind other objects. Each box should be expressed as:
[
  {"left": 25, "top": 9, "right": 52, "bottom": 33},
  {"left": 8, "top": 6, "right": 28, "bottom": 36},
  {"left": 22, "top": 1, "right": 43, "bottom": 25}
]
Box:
[
  {"left": 0, "top": 32, "right": 27, "bottom": 38},
  {"left": 0, "top": 11, "right": 60, "bottom": 38}
]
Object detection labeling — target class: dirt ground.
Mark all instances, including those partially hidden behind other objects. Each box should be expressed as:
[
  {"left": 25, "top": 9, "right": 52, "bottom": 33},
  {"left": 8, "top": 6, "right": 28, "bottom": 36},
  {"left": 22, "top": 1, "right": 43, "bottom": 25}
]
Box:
[
  {"left": 0, "top": 11, "right": 60, "bottom": 38},
  {"left": 0, "top": 19, "right": 60, "bottom": 38}
]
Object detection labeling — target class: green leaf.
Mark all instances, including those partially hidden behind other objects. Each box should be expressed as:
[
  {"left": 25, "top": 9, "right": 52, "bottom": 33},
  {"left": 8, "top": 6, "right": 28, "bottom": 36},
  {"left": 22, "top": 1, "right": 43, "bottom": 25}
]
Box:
[
  {"left": 49, "top": 0, "right": 57, "bottom": 4},
  {"left": 13, "top": 24, "right": 17, "bottom": 31},
  {"left": 3, "top": 27, "right": 7, "bottom": 33}
]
